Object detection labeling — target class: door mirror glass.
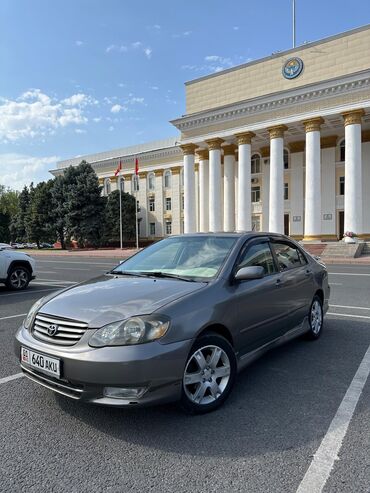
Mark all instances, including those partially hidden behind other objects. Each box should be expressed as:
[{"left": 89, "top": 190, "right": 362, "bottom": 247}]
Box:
[{"left": 235, "top": 265, "right": 265, "bottom": 281}]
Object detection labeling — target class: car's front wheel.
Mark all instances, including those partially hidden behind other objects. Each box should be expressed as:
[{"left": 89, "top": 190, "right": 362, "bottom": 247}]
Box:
[
  {"left": 306, "top": 295, "right": 324, "bottom": 340},
  {"left": 180, "top": 333, "right": 237, "bottom": 414},
  {"left": 6, "top": 265, "right": 31, "bottom": 290}
]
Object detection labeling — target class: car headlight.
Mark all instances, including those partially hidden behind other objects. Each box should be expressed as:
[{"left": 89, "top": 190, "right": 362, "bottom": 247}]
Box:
[
  {"left": 24, "top": 297, "right": 46, "bottom": 330},
  {"left": 89, "top": 316, "right": 170, "bottom": 347}
]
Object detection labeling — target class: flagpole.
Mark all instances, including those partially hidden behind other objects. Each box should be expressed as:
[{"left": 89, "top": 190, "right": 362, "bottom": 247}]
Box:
[
  {"left": 135, "top": 191, "right": 139, "bottom": 250},
  {"left": 119, "top": 170, "right": 123, "bottom": 250},
  {"left": 292, "top": 0, "right": 296, "bottom": 48}
]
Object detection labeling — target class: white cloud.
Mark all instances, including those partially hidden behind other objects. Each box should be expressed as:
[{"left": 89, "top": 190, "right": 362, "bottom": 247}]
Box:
[
  {"left": 182, "top": 55, "right": 251, "bottom": 74},
  {"left": 75, "top": 128, "right": 86, "bottom": 134},
  {"left": 0, "top": 89, "right": 98, "bottom": 142},
  {"left": 106, "top": 41, "right": 152, "bottom": 58},
  {"left": 173, "top": 31, "right": 192, "bottom": 38},
  {"left": 144, "top": 47, "right": 152, "bottom": 59},
  {"left": 108, "top": 125, "right": 114, "bottom": 131},
  {"left": 233, "top": 26, "right": 239, "bottom": 31},
  {"left": 127, "top": 96, "right": 145, "bottom": 105},
  {"left": 0, "top": 153, "right": 59, "bottom": 190},
  {"left": 110, "top": 104, "right": 127, "bottom": 113},
  {"left": 93, "top": 117, "right": 102, "bottom": 122},
  {"left": 75, "top": 40, "right": 84, "bottom": 46},
  {"left": 118, "top": 83, "right": 126, "bottom": 88},
  {"left": 150, "top": 86, "right": 159, "bottom": 90},
  {"left": 153, "top": 24, "right": 161, "bottom": 29}
]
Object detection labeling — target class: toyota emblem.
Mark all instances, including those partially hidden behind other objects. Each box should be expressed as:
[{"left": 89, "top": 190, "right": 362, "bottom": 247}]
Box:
[{"left": 47, "top": 324, "right": 58, "bottom": 337}]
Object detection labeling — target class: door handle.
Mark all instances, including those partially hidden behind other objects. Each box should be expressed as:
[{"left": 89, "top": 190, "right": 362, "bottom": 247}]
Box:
[
  {"left": 275, "top": 278, "right": 283, "bottom": 287},
  {"left": 305, "top": 269, "right": 312, "bottom": 276}
]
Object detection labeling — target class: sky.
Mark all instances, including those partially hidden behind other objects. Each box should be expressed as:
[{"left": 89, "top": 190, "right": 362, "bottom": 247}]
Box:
[{"left": 1, "top": 0, "right": 370, "bottom": 190}]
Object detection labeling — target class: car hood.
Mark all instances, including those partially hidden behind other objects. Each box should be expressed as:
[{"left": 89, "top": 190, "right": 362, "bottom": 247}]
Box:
[{"left": 40, "top": 274, "right": 206, "bottom": 327}]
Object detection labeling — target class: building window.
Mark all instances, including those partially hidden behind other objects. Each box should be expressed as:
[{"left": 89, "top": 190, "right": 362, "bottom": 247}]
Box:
[
  {"left": 283, "top": 149, "right": 289, "bottom": 169},
  {"left": 251, "top": 154, "right": 261, "bottom": 174},
  {"left": 164, "top": 170, "right": 172, "bottom": 189},
  {"left": 118, "top": 176, "right": 124, "bottom": 193},
  {"left": 181, "top": 195, "right": 184, "bottom": 210},
  {"left": 149, "top": 197, "right": 155, "bottom": 212},
  {"left": 148, "top": 172, "right": 155, "bottom": 191},
  {"left": 103, "top": 178, "right": 111, "bottom": 196},
  {"left": 339, "top": 176, "right": 345, "bottom": 195},
  {"left": 165, "top": 197, "right": 172, "bottom": 211},
  {"left": 165, "top": 221, "right": 172, "bottom": 235},
  {"left": 340, "top": 139, "right": 345, "bottom": 162},
  {"left": 284, "top": 183, "right": 289, "bottom": 200},
  {"left": 149, "top": 222, "right": 155, "bottom": 236},
  {"left": 251, "top": 186, "right": 261, "bottom": 203},
  {"left": 132, "top": 174, "right": 139, "bottom": 192}
]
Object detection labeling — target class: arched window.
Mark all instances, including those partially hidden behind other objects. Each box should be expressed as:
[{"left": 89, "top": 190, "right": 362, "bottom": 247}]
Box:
[
  {"left": 148, "top": 172, "right": 155, "bottom": 191},
  {"left": 283, "top": 149, "right": 289, "bottom": 169},
  {"left": 164, "top": 170, "right": 172, "bottom": 189},
  {"left": 132, "top": 174, "right": 139, "bottom": 192},
  {"left": 251, "top": 154, "right": 261, "bottom": 174},
  {"left": 180, "top": 168, "right": 184, "bottom": 187},
  {"left": 118, "top": 176, "right": 125, "bottom": 193},
  {"left": 104, "top": 178, "right": 111, "bottom": 196},
  {"left": 339, "top": 139, "right": 345, "bottom": 162}
]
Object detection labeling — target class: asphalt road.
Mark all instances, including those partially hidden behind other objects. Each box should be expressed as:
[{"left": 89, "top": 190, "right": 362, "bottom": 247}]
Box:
[{"left": 0, "top": 256, "right": 369, "bottom": 492}]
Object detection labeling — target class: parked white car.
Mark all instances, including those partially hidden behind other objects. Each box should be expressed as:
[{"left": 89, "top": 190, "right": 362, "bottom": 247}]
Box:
[{"left": 0, "top": 246, "right": 36, "bottom": 290}]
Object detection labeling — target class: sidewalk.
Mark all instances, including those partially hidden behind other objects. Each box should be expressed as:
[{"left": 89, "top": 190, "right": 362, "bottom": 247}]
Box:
[{"left": 23, "top": 248, "right": 140, "bottom": 259}]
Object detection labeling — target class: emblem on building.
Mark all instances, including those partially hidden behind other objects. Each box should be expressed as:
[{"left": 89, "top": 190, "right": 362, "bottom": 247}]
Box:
[{"left": 282, "top": 57, "right": 304, "bottom": 79}]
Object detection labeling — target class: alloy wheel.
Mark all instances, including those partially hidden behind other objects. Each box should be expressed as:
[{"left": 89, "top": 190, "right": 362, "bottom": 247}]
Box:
[
  {"left": 183, "top": 345, "right": 231, "bottom": 405},
  {"left": 9, "top": 269, "right": 29, "bottom": 289},
  {"left": 310, "top": 299, "right": 323, "bottom": 335}
]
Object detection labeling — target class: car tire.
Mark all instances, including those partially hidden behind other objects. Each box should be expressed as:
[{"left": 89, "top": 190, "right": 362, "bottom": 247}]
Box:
[
  {"left": 305, "top": 295, "right": 324, "bottom": 340},
  {"left": 180, "top": 333, "right": 237, "bottom": 415},
  {"left": 5, "top": 265, "right": 31, "bottom": 290}
]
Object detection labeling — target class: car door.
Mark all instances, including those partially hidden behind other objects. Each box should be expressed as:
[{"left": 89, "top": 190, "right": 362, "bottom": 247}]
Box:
[
  {"left": 231, "top": 238, "right": 288, "bottom": 354},
  {"left": 270, "top": 239, "right": 315, "bottom": 332}
]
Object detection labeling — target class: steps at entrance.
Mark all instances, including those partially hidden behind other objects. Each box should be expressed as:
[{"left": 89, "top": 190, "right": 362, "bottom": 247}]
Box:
[
  {"left": 361, "top": 242, "right": 370, "bottom": 256},
  {"left": 323, "top": 242, "right": 363, "bottom": 258},
  {"left": 301, "top": 244, "right": 326, "bottom": 257}
]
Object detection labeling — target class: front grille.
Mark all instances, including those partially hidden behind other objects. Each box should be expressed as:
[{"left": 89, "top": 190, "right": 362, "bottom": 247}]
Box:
[{"left": 32, "top": 313, "right": 88, "bottom": 346}]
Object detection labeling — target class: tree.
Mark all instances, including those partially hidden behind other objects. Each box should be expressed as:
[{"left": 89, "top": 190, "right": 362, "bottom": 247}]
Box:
[
  {"left": 26, "top": 180, "right": 55, "bottom": 247},
  {"left": 65, "top": 161, "right": 106, "bottom": 247},
  {"left": 10, "top": 186, "right": 30, "bottom": 242},
  {"left": 0, "top": 185, "right": 20, "bottom": 242},
  {"left": 50, "top": 175, "right": 68, "bottom": 249},
  {"left": 103, "top": 190, "right": 136, "bottom": 245}
]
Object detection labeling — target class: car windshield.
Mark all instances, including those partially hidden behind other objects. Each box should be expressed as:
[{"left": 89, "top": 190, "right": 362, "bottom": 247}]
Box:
[{"left": 112, "top": 236, "right": 237, "bottom": 280}]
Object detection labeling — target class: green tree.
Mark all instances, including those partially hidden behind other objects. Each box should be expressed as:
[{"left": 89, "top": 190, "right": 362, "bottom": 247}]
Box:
[
  {"left": 10, "top": 186, "right": 30, "bottom": 242},
  {"left": 50, "top": 174, "right": 68, "bottom": 249},
  {"left": 0, "top": 185, "right": 20, "bottom": 242},
  {"left": 65, "top": 161, "right": 106, "bottom": 247},
  {"left": 26, "top": 180, "right": 55, "bottom": 247},
  {"left": 103, "top": 190, "right": 136, "bottom": 244}
]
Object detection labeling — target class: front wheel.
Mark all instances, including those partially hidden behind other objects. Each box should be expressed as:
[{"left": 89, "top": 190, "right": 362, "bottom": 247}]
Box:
[
  {"left": 180, "top": 333, "right": 237, "bottom": 414},
  {"left": 6, "top": 266, "right": 31, "bottom": 290},
  {"left": 306, "top": 295, "right": 324, "bottom": 340}
]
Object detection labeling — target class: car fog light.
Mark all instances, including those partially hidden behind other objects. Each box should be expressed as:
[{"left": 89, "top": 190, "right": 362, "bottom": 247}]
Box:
[{"left": 103, "top": 387, "right": 147, "bottom": 399}]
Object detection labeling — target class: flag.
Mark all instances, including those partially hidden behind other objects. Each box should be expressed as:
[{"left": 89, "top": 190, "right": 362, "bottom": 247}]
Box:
[
  {"left": 135, "top": 157, "right": 139, "bottom": 175},
  {"left": 114, "top": 160, "right": 122, "bottom": 177}
]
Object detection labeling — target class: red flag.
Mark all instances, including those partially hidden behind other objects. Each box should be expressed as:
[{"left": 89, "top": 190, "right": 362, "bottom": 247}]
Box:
[
  {"left": 114, "top": 160, "right": 122, "bottom": 177},
  {"left": 135, "top": 157, "right": 139, "bottom": 175}
]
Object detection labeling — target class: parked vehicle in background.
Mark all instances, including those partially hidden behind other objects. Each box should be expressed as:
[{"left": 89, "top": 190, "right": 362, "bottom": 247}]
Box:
[
  {"left": 0, "top": 246, "right": 36, "bottom": 290},
  {"left": 11, "top": 243, "right": 26, "bottom": 249},
  {"left": 16, "top": 232, "right": 329, "bottom": 413},
  {"left": 0, "top": 243, "right": 12, "bottom": 250}
]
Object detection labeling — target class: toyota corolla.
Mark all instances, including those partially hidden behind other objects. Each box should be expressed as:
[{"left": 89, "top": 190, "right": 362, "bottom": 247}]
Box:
[{"left": 15, "top": 233, "right": 329, "bottom": 414}]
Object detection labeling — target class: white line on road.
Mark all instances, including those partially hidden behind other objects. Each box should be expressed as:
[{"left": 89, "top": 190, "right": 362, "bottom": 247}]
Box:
[
  {"left": 327, "top": 312, "right": 370, "bottom": 320},
  {"left": 35, "top": 278, "right": 76, "bottom": 283},
  {"left": 330, "top": 304, "right": 370, "bottom": 311},
  {"left": 330, "top": 272, "right": 370, "bottom": 277},
  {"left": 0, "top": 373, "right": 24, "bottom": 385},
  {"left": 36, "top": 260, "right": 117, "bottom": 266},
  {"left": 0, "top": 313, "right": 27, "bottom": 321},
  {"left": 296, "top": 343, "right": 370, "bottom": 493},
  {"left": 329, "top": 283, "right": 342, "bottom": 286}
]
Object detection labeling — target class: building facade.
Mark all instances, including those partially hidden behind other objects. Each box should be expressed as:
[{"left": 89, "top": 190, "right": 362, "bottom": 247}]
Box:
[{"left": 54, "top": 25, "right": 370, "bottom": 241}]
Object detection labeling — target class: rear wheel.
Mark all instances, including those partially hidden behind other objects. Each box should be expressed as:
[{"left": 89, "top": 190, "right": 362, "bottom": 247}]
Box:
[
  {"left": 306, "top": 295, "right": 323, "bottom": 340},
  {"left": 6, "top": 265, "right": 31, "bottom": 290},
  {"left": 180, "top": 333, "right": 237, "bottom": 414}
]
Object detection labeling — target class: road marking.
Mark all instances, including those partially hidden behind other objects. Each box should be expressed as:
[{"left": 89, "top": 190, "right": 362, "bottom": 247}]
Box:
[
  {"left": 0, "top": 313, "right": 27, "bottom": 321},
  {"left": 330, "top": 272, "right": 370, "bottom": 277},
  {"left": 327, "top": 312, "right": 370, "bottom": 320},
  {"left": 35, "top": 278, "right": 76, "bottom": 284},
  {"left": 35, "top": 270, "right": 57, "bottom": 274},
  {"left": 330, "top": 304, "right": 370, "bottom": 311},
  {"left": 0, "top": 373, "right": 24, "bottom": 385},
  {"left": 329, "top": 283, "right": 342, "bottom": 286},
  {"left": 46, "top": 267, "right": 90, "bottom": 271},
  {"left": 296, "top": 343, "right": 370, "bottom": 493},
  {"left": 36, "top": 260, "right": 117, "bottom": 266}
]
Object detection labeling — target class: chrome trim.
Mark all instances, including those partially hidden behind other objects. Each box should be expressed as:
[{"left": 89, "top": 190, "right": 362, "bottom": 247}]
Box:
[
  {"left": 21, "top": 365, "right": 83, "bottom": 399},
  {"left": 32, "top": 313, "right": 88, "bottom": 346}
]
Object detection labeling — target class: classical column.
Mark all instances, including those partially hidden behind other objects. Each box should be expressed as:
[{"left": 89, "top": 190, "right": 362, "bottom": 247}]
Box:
[
  {"left": 342, "top": 109, "right": 365, "bottom": 236},
  {"left": 235, "top": 132, "right": 255, "bottom": 231},
  {"left": 180, "top": 144, "right": 197, "bottom": 233},
  {"left": 302, "top": 118, "right": 324, "bottom": 241},
  {"left": 223, "top": 144, "right": 236, "bottom": 231},
  {"left": 205, "top": 138, "right": 224, "bottom": 232},
  {"left": 197, "top": 149, "right": 209, "bottom": 232},
  {"left": 268, "top": 125, "right": 287, "bottom": 234}
]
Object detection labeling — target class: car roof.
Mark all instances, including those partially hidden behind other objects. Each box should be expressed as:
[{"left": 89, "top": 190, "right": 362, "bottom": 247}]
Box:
[{"left": 169, "top": 232, "right": 292, "bottom": 240}]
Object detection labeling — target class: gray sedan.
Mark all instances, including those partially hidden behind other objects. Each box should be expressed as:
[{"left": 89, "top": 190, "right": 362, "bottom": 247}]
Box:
[{"left": 15, "top": 233, "right": 329, "bottom": 414}]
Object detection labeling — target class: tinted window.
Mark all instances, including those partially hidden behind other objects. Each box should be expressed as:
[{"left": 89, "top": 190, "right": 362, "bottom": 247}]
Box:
[
  {"left": 237, "top": 242, "right": 276, "bottom": 276},
  {"left": 272, "top": 242, "right": 306, "bottom": 271}
]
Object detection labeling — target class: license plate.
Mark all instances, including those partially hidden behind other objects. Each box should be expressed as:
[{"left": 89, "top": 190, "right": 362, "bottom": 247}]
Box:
[{"left": 21, "top": 347, "right": 60, "bottom": 378}]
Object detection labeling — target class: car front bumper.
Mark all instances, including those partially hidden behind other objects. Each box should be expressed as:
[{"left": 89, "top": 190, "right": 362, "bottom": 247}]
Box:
[{"left": 14, "top": 325, "right": 192, "bottom": 407}]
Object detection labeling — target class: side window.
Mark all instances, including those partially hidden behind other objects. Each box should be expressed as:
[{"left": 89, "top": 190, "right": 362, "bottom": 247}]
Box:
[
  {"left": 237, "top": 242, "right": 277, "bottom": 276},
  {"left": 272, "top": 242, "right": 306, "bottom": 271}
]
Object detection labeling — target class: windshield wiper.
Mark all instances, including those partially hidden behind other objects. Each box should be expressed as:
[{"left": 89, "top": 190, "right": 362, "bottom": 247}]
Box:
[
  {"left": 110, "top": 270, "right": 148, "bottom": 278},
  {"left": 140, "top": 271, "right": 197, "bottom": 282}
]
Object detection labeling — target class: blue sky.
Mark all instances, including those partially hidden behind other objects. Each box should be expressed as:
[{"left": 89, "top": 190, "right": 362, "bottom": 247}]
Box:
[{"left": 1, "top": 0, "right": 369, "bottom": 189}]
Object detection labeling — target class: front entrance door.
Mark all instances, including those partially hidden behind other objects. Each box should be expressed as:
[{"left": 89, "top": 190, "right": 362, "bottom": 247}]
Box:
[
  {"left": 338, "top": 211, "right": 344, "bottom": 239},
  {"left": 284, "top": 214, "right": 290, "bottom": 236}
]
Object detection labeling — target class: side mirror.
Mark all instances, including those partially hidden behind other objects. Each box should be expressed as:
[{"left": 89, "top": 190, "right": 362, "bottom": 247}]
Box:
[{"left": 234, "top": 265, "right": 265, "bottom": 281}]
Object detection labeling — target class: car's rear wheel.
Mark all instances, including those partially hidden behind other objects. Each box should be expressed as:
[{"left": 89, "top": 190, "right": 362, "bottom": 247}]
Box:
[
  {"left": 180, "top": 333, "right": 237, "bottom": 414},
  {"left": 6, "top": 265, "right": 31, "bottom": 290},
  {"left": 306, "top": 295, "right": 323, "bottom": 340}
]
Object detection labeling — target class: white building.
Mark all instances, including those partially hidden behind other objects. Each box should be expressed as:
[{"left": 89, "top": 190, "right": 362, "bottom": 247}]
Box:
[{"left": 53, "top": 25, "right": 370, "bottom": 241}]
